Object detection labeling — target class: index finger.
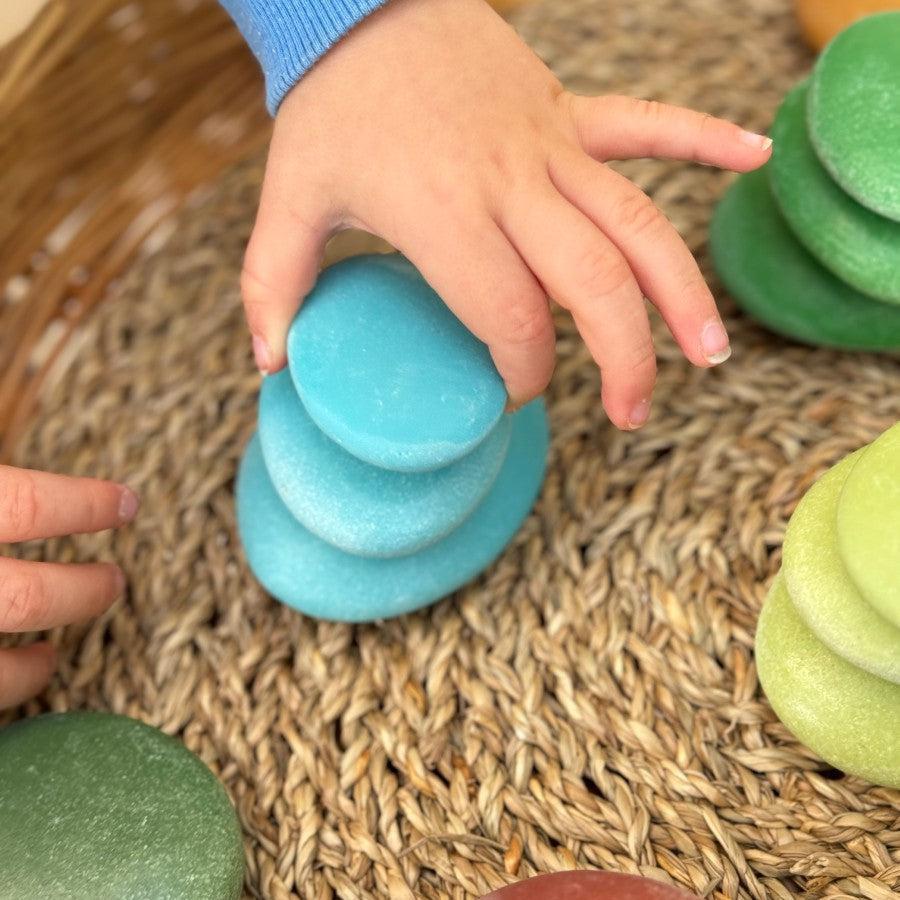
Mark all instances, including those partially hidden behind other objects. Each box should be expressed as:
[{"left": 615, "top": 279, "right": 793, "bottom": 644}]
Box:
[{"left": 0, "top": 466, "right": 139, "bottom": 543}]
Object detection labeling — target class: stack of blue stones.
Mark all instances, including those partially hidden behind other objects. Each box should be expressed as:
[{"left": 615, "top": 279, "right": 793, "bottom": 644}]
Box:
[{"left": 236, "top": 254, "right": 550, "bottom": 622}]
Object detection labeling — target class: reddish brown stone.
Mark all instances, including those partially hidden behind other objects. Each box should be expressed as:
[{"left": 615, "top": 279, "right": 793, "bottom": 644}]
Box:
[{"left": 481, "top": 871, "right": 700, "bottom": 900}]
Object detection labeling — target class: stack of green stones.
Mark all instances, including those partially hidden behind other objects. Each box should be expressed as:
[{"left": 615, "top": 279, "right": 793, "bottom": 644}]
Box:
[
  {"left": 756, "top": 422, "right": 900, "bottom": 788},
  {"left": 711, "top": 12, "right": 900, "bottom": 350}
]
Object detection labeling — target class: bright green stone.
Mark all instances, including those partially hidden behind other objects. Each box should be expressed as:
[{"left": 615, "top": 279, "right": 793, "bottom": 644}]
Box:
[
  {"left": 756, "top": 574, "right": 900, "bottom": 788},
  {"left": 782, "top": 451, "right": 900, "bottom": 683},
  {"left": 809, "top": 12, "right": 900, "bottom": 222},
  {"left": 709, "top": 168, "right": 900, "bottom": 350},
  {"left": 0, "top": 712, "right": 244, "bottom": 900},
  {"left": 836, "top": 422, "right": 900, "bottom": 628},
  {"left": 770, "top": 81, "right": 900, "bottom": 304}
]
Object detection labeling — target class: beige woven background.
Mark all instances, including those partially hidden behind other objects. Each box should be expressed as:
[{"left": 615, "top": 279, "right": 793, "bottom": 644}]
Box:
[{"left": 3, "top": 0, "right": 900, "bottom": 898}]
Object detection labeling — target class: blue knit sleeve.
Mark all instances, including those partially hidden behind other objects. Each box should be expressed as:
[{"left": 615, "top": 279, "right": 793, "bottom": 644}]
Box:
[{"left": 220, "top": 0, "right": 390, "bottom": 114}]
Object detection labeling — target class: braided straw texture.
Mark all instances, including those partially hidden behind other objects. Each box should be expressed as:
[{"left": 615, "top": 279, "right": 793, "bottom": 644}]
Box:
[{"left": 3, "top": 0, "right": 900, "bottom": 898}]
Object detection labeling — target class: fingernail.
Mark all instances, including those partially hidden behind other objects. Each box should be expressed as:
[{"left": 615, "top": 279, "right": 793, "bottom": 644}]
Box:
[
  {"left": 252, "top": 334, "right": 271, "bottom": 375},
  {"left": 740, "top": 130, "right": 773, "bottom": 151},
  {"left": 628, "top": 398, "right": 651, "bottom": 429},
  {"left": 701, "top": 319, "right": 732, "bottom": 365},
  {"left": 118, "top": 487, "right": 140, "bottom": 523}
]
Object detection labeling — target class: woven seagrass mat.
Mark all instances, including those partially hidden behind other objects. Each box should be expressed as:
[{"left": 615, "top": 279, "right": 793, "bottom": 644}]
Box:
[{"left": 3, "top": 0, "right": 900, "bottom": 897}]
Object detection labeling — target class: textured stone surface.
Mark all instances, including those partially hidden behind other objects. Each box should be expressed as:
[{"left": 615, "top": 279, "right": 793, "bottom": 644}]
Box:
[
  {"left": 481, "top": 871, "right": 700, "bottom": 899},
  {"left": 288, "top": 253, "right": 507, "bottom": 472},
  {"left": 237, "top": 400, "right": 548, "bottom": 621},
  {"left": 258, "top": 369, "right": 511, "bottom": 557},
  {"left": 809, "top": 11, "right": 900, "bottom": 221},
  {"left": 769, "top": 81, "right": 900, "bottom": 303},
  {"left": 710, "top": 168, "right": 900, "bottom": 349},
  {"left": 836, "top": 421, "right": 900, "bottom": 628},
  {"left": 756, "top": 575, "right": 900, "bottom": 788},
  {"left": 0, "top": 712, "right": 244, "bottom": 899}
]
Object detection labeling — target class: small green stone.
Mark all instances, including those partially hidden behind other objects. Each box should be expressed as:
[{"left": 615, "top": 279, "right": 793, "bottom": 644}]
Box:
[
  {"left": 836, "top": 422, "right": 900, "bottom": 629},
  {"left": 709, "top": 168, "right": 900, "bottom": 350},
  {"left": 756, "top": 574, "right": 900, "bottom": 788},
  {"left": 809, "top": 12, "right": 900, "bottom": 222},
  {"left": 0, "top": 712, "right": 244, "bottom": 900},
  {"left": 782, "top": 451, "right": 900, "bottom": 683},
  {"left": 769, "top": 81, "right": 900, "bottom": 304}
]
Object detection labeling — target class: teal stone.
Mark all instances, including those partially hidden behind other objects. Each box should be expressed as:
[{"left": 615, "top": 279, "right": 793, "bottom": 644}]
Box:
[
  {"left": 288, "top": 253, "right": 507, "bottom": 473},
  {"left": 236, "top": 400, "right": 548, "bottom": 622},
  {"left": 782, "top": 451, "right": 900, "bottom": 684},
  {"left": 0, "top": 712, "right": 244, "bottom": 900},
  {"left": 258, "top": 369, "right": 512, "bottom": 557},
  {"left": 809, "top": 12, "right": 900, "bottom": 222},
  {"left": 769, "top": 82, "right": 900, "bottom": 304},
  {"left": 709, "top": 168, "right": 900, "bottom": 350}
]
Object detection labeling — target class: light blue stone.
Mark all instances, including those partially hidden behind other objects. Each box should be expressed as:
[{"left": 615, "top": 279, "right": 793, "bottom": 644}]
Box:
[
  {"left": 236, "top": 401, "right": 549, "bottom": 621},
  {"left": 288, "top": 254, "right": 507, "bottom": 472},
  {"left": 258, "top": 369, "right": 512, "bottom": 558}
]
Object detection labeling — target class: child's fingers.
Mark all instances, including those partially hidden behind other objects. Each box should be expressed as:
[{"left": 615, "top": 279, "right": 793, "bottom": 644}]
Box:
[
  {"left": 550, "top": 153, "right": 730, "bottom": 368},
  {"left": 0, "top": 466, "right": 138, "bottom": 543},
  {"left": 400, "top": 219, "right": 556, "bottom": 407},
  {"left": 0, "top": 643, "right": 55, "bottom": 710},
  {"left": 0, "top": 558, "right": 123, "bottom": 633},
  {"left": 241, "top": 192, "right": 328, "bottom": 374},
  {"left": 503, "top": 187, "right": 655, "bottom": 430},
  {"left": 569, "top": 94, "right": 772, "bottom": 172}
]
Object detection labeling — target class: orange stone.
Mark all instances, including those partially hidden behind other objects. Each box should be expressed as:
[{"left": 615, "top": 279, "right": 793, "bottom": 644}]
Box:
[
  {"left": 481, "top": 871, "right": 700, "bottom": 900},
  {"left": 794, "top": 0, "right": 900, "bottom": 49}
]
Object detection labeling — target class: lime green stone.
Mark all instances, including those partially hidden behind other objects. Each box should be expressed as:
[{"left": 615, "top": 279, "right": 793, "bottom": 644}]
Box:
[
  {"left": 756, "top": 575, "right": 900, "bottom": 788},
  {"left": 836, "top": 422, "right": 900, "bottom": 628},
  {"left": 809, "top": 12, "right": 900, "bottom": 222},
  {"left": 0, "top": 712, "right": 244, "bottom": 899},
  {"left": 782, "top": 451, "right": 900, "bottom": 683},
  {"left": 709, "top": 168, "right": 900, "bottom": 350},
  {"left": 770, "top": 81, "right": 900, "bottom": 304}
]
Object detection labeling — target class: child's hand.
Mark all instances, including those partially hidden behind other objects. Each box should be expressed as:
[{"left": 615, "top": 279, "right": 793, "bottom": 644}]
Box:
[
  {"left": 242, "top": 0, "right": 772, "bottom": 428},
  {"left": 0, "top": 466, "right": 138, "bottom": 709}
]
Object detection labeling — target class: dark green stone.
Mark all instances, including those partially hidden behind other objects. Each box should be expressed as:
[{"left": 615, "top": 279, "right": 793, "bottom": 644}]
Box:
[
  {"left": 709, "top": 168, "right": 900, "bottom": 351},
  {"left": 0, "top": 712, "right": 244, "bottom": 900},
  {"left": 770, "top": 81, "right": 900, "bottom": 304},
  {"left": 809, "top": 12, "right": 900, "bottom": 222}
]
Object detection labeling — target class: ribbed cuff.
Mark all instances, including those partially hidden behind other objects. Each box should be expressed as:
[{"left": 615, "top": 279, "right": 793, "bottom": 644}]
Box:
[{"left": 221, "top": 0, "right": 390, "bottom": 114}]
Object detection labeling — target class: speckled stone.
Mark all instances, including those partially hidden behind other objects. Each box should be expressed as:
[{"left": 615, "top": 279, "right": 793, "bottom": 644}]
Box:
[
  {"left": 782, "top": 451, "right": 900, "bottom": 683},
  {"left": 756, "top": 574, "right": 900, "bottom": 788},
  {"left": 258, "top": 368, "right": 511, "bottom": 557},
  {"left": 236, "top": 400, "right": 548, "bottom": 622},
  {"left": 288, "top": 253, "right": 507, "bottom": 473},
  {"left": 769, "top": 81, "right": 900, "bottom": 303},
  {"left": 709, "top": 168, "right": 900, "bottom": 350},
  {"left": 836, "top": 421, "right": 900, "bottom": 628},
  {"left": 480, "top": 871, "right": 700, "bottom": 899},
  {"left": 809, "top": 12, "right": 900, "bottom": 222},
  {"left": 0, "top": 712, "right": 244, "bottom": 900}
]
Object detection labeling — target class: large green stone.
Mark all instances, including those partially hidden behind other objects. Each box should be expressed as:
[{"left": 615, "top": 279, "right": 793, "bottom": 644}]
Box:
[
  {"left": 809, "top": 12, "right": 900, "bottom": 222},
  {"left": 0, "top": 712, "right": 244, "bottom": 899},
  {"left": 769, "top": 81, "right": 900, "bottom": 304},
  {"left": 782, "top": 451, "right": 900, "bottom": 683},
  {"left": 709, "top": 168, "right": 900, "bottom": 350},
  {"left": 756, "top": 574, "right": 900, "bottom": 788},
  {"left": 836, "top": 421, "right": 900, "bottom": 628}
]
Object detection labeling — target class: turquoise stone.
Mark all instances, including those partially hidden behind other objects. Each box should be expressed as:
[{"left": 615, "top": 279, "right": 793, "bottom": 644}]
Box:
[
  {"left": 709, "top": 168, "right": 900, "bottom": 350},
  {"left": 769, "top": 82, "right": 900, "bottom": 304},
  {"left": 287, "top": 253, "right": 507, "bottom": 472},
  {"left": 782, "top": 451, "right": 900, "bottom": 683},
  {"left": 258, "top": 369, "right": 511, "bottom": 557},
  {"left": 236, "top": 400, "right": 548, "bottom": 622},
  {"left": 0, "top": 712, "right": 244, "bottom": 899}
]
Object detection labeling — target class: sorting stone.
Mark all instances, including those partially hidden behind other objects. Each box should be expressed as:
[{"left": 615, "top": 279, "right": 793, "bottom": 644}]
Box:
[
  {"left": 808, "top": 12, "right": 900, "bottom": 222},
  {"left": 480, "top": 871, "right": 700, "bottom": 899},
  {"left": 237, "top": 253, "right": 550, "bottom": 621},
  {"left": 0, "top": 711, "right": 244, "bottom": 900}
]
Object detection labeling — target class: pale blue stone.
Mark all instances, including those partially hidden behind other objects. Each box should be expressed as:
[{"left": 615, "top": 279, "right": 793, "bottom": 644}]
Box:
[
  {"left": 288, "top": 253, "right": 507, "bottom": 472},
  {"left": 236, "top": 401, "right": 549, "bottom": 622},
  {"left": 258, "top": 369, "right": 512, "bottom": 558}
]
